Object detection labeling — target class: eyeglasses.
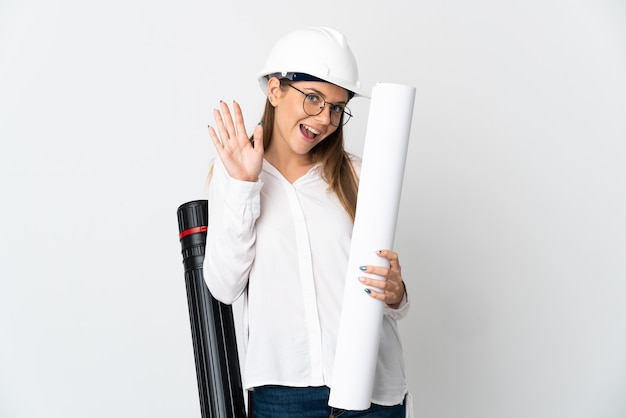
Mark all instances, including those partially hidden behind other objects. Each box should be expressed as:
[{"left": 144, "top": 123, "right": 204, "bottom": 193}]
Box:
[{"left": 288, "top": 84, "right": 352, "bottom": 127}]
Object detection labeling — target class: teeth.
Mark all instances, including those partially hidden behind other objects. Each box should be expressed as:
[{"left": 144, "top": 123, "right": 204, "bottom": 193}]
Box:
[{"left": 303, "top": 125, "right": 320, "bottom": 135}]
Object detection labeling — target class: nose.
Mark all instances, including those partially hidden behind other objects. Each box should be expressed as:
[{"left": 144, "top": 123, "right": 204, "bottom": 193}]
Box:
[{"left": 315, "top": 103, "right": 333, "bottom": 124}]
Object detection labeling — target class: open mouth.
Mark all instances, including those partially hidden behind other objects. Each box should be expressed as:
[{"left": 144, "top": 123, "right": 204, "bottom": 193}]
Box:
[{"left": 301, "top": 124, "right": 320, "bottom": 141}]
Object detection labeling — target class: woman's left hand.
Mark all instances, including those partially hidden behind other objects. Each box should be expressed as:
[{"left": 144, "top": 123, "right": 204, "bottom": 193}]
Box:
[{"left": 359, "top": 250, "right": 406, "bottom": 308}]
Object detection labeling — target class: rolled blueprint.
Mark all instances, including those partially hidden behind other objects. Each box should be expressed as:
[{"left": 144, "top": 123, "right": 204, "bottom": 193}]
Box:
[{"left": 329, "top": 82, "right": 416, "bottom": 410}]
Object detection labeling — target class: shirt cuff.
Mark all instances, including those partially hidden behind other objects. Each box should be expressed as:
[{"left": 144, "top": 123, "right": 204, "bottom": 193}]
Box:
[
  {"left": 214, "top": 157, "right": 263, "bottom": 208},
  {"left": 383, "top": 285, "right": 410, "bottom": 320}
]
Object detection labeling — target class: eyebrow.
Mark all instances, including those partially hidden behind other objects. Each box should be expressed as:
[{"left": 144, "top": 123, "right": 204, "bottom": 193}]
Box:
[{"left": 302, "top": 87, "right": 348, "bottom": 105}]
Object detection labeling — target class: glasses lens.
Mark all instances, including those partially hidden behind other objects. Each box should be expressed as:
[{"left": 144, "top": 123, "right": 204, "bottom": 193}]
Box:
[
  {"left": 300, "top": 91, "right": 351, "bottom": 127},
  {"left": 302, "top": 95, "right": 321, "bottom": 117},
  {"left": 338, "top": 108, "right": 351, "bottom": 126}
]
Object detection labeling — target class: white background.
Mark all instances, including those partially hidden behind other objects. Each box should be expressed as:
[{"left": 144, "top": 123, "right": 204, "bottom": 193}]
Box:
[{"left": 1, "top": 0, "right": 625, "bottom": 417}]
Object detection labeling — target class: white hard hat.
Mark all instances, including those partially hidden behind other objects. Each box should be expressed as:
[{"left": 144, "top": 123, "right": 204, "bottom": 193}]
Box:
[{"left": 257, "top": 26, "right": 367, "bottom": 98}]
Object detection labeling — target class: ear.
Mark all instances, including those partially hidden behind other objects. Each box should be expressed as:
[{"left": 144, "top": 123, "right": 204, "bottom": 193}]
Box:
[{"left": 266, "top": 76, "right": 283, "bottom": 106}]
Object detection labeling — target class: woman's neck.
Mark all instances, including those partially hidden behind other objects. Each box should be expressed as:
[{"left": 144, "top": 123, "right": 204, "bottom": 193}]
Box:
[{"left": 265, "top": 146, "right": 316, "bottom": 184}]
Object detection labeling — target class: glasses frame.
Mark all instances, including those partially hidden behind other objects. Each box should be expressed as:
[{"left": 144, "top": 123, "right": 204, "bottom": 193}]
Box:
[{"left": 287, "top": 84, "right": 352, "bottom": 127}]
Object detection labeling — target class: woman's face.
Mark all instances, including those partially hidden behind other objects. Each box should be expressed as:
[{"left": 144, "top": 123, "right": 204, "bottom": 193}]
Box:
[{"left": 268, "top": 78, "right": 350, "bottom": 158}]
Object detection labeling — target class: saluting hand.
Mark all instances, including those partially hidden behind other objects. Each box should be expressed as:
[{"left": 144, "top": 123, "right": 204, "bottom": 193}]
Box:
[{"left": 209, "top": 100, "right": 264, "bottom": 182}]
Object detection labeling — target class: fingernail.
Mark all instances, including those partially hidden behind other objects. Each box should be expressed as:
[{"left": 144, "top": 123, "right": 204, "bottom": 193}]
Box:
[
  {"left": 359, "top": 266, "right": 367, "bottom": 271},
  {"left": 358, "top": 277, "right": 365, "bottom": 282},
  {"left": 364, "top": 288, "right": 371, "bottom": 294},
  {"left": 376, "top": 250, "right": 382, "bottom": 254}
]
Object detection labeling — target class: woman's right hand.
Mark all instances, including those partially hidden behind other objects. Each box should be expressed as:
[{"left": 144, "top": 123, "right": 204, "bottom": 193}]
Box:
[{"left": 209, "top": 100, "right": 264, "bottom": 182}]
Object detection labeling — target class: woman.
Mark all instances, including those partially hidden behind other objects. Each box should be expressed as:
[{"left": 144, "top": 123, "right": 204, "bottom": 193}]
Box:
[{"left": 204, "top": 26, "right": 411, "bottom": 417}]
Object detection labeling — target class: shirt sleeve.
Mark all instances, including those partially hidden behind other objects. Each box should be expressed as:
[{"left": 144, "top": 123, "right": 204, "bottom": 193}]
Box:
[
  {"left": 202, "top": 158, "right": 263, "bottom": 304},
  {"left": 383, "top": 283, "right": 411, "bottom": 320}
]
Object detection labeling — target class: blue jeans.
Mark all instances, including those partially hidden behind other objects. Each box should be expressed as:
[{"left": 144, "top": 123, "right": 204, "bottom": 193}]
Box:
[{"left": 251, "top": 385, "right": 405, "bottom": 418}]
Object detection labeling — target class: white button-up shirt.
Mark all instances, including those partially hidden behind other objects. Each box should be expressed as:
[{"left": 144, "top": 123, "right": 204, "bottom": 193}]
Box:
[{"left": 203, "top": 156, "right": 409, "bottom": 406}]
